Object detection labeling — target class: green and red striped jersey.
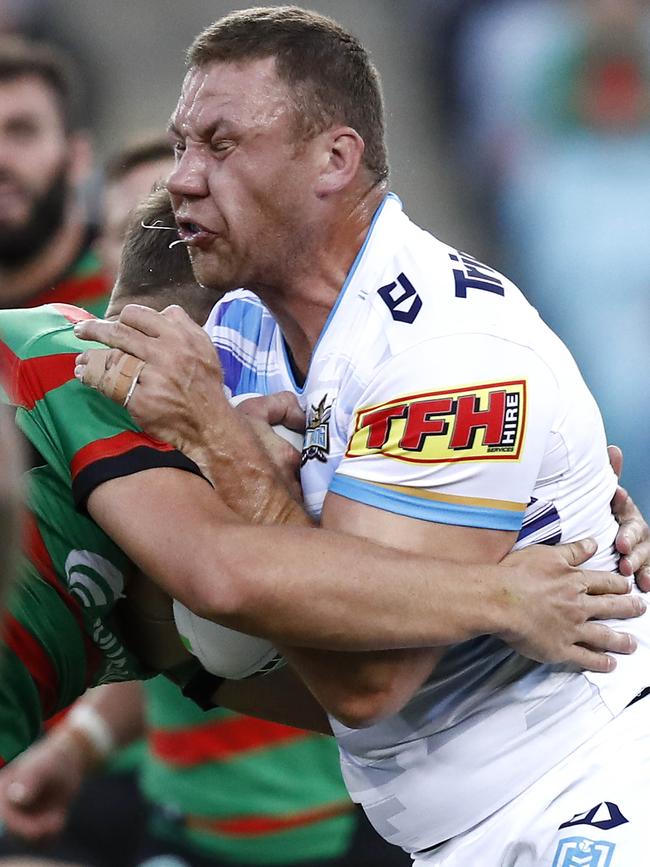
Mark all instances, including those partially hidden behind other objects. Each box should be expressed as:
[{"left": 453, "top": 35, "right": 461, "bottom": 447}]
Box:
[
  {"left": 24, "top": 246, "right": 111, "bottom": 318},
  {"left": 141, "top": 676, "right": 354, "bottom": 864},
  {"left": 0, "top": 303, "right": 203, "bottom": 765}
]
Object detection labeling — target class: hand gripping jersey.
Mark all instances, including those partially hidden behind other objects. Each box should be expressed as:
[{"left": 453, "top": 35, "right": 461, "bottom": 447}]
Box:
[
  {"left": 0, "top": 304, "right": 202, "bottom": 764},
  {"left": 205, "top": 195, "right": 650, "bottom": 855}
]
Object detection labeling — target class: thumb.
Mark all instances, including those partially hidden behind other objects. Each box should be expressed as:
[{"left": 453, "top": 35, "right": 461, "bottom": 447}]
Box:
[
  {"left": 556, "top": 537, "right": 598, "bottom": 567},
  {"left": 608, "top": 444, "right": 623, "bottom": 480}
]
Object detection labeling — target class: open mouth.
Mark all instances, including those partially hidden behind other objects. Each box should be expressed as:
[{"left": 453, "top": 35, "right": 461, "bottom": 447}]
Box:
[{"left": 175, "top": 219, "right": 217, "bottom": 249}]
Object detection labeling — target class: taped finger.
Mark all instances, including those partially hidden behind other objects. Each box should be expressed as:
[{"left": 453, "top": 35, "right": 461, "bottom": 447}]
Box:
[
  {"left": 101, "top": 353, "right": 145, "bottom": 404},
  {"left": 80, "top": 350, "right": 111, "bottom": 389}
]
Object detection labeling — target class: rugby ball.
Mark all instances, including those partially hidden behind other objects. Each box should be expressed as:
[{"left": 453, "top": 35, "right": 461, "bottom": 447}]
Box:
[
  {"left": 172, "top": 600, "right": 284, "bottom": 679},
  {"left": 172, "top": 397, "right": 301, "bottom": 679}
]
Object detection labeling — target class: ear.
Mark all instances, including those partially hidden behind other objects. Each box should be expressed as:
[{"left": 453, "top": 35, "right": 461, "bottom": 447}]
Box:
[
  {"left": 314, "top": 127, "right": 365, "bottom": 198},
  {"left": 67, "top": 131, "right": 94, "bottom": 187}
]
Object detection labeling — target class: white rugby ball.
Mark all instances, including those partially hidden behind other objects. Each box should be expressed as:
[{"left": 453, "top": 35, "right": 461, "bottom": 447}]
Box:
[
  {"left": 172, "top": 394, "right": 300, "bottom": 680},
  {"left": 172, "top": 600, "right": 283, "bottom": 679}
]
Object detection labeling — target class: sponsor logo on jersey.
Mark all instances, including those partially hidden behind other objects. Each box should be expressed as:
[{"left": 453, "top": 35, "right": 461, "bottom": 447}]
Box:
[
  {"left": 559, "top": 803, "right": 629, "bottom": 832},
  {"left": 301, "top": 394, "right": 332, "bottom": 466},
  {"left": 449, "top": 251, "right": 505, "bottom": 299},
  {"left": 378, "top": 272, "right": 422, "bottom": 323},
  {"left": 346, "top": 381, "right": 526, "bottom": 464},
  {"left": 552, "top": 836, "right": 615, "bottom": 867}
]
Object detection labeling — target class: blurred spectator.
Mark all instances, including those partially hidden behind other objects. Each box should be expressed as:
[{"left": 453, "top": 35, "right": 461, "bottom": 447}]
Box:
[
  {"left": 99, "top": 136, "right": 173, "bottom": 282},
  {"left": 420, "top": 0, "right": 650, "bottom": 514},
  {"left": 0, "top": 0, "right": 50, "bottom": 37},
  {"left": 0, "top": 36, "right": 110, "bottom": 315}
]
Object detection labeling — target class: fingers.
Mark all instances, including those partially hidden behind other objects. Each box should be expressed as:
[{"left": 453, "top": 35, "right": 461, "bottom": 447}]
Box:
[
  {"left": 582, "top": 569, "right": 631, "bottom": 596},
  {"left": 238, "top": 392, "right": 305, "bottom": 431},
  {"left": 554, "top": 537, "right": 597, "bottom": 567},
  {"left": 564, "top": 623, "right": 639, "bottom": 673},
  {"left": 634, "top": 565, "right": 650, "bottom": 592},
  {"left": 74, "top": 316, "right": 155, "bottom": 362},
  {"left": 77, "top": 348, "right": 110, "bottom": 388},
  {"left": 607, "top": 444, "right": 623, "bottom": 480},
  {"left": 578, "top": 622, "right": 637, "bottom": 654},
  {"left": 115, "top": 304, "right": 171, "bottom": 338},
  {"left": 582, "top": 591, "right": 645, "bottom": 621},
  {"left": 564, "top": 645, "right": 617, "bottom": 673}
]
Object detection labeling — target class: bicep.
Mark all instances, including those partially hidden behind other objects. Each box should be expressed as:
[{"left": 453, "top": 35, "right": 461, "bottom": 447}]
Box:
[
  {"left": 283, "top": 495, "right": 517, "bottom": 728},
  {"left": 321, "top": 494, "right": 517, "bottom": 564},
  {"left": 87, "top": 467, "right": 241, "bottom": 614}
]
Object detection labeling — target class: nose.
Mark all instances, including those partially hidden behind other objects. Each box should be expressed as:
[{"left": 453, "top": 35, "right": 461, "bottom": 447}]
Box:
[{"left": 167, "top": 145, "right": 209, "bottom": 200}]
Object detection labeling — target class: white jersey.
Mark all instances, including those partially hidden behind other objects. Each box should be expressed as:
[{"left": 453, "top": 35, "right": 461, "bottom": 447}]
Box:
[{"left": 204, "top": 194, "right": 650, "bottom": 855}]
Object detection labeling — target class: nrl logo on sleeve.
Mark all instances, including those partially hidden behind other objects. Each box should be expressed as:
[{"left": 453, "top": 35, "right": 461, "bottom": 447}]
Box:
[
  {"left": 346, "top": 381, "right": 526, "bottom": 463},
  {"left": 301, "top": 394, "right": 332, "bottom": 466}
]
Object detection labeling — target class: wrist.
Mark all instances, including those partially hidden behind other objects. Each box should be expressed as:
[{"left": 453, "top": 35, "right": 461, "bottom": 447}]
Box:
[
  {"left": 55, "top": 704, "right": 115, "bottom": 773},
  {"left": 475, "top": 563, "right": 516, "bottom": 640}
]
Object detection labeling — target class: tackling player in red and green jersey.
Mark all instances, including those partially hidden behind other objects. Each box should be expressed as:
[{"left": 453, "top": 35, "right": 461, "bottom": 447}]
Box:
[{"left": 0, "top": 300, "right": 203, "bottom": 765}]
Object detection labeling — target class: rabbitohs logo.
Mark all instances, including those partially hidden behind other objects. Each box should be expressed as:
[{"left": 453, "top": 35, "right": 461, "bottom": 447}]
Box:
[
  {"left": 301, "top": 395, "right": 332, "bottom": 466},
  {"left": 65, "top": 550, "right": 131, "bottom": 683}
]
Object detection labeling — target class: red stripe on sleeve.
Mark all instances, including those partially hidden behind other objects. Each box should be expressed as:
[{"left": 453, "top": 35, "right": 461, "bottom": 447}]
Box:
[
  {"left": 0, "top": 339, "right": 77, "bottom": 410},
  {"left": 24, "top": 512, "right": 103, "bottom": 687},
  {"left": 50, "top": 304, "right": 96, "bottom": 324},
  {"left": 150, "top": 716, "right": 310, "bottom": 766},
  {"left": 70, "top": 431, "right": 175, "bottom": 480},
  {"left": 1, "top": 613, "right": 59, "bottom": 718},
  {"left": 186, "top": 801, "right": 354, "bottom": 837}
]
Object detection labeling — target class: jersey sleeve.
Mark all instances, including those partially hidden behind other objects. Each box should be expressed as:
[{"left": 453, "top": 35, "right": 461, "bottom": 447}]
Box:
[
  {"left": 330, "top": 333, "right": 559, "bottom": 532},
  {"left": 204, "top": 291, "right": 278, "bottom": 398},
  {"left": 0, "top": 304, "right": 204, "bottom": 509}
]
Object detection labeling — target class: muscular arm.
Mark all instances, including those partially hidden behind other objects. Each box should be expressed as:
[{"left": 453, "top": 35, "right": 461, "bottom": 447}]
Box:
[
  {"left": 276, "top": 495, "right": 517, "bottom": 726},
  {"left": 87, "top": 465, "right": 639, "bottom": 665},
  {"left": 79, "top": 307, "right": 642, "bottom": 673}
]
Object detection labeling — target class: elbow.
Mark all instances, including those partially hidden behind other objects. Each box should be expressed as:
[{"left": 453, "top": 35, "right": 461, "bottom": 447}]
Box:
[
  {"left": 175, "top": 559, "right": 254, "bottom": 628},
  {"left": 324, "top": 686, "right": 407, "bottom": 730}
]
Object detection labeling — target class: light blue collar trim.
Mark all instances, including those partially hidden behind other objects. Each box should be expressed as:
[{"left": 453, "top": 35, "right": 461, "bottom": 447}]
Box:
[{"left": 282, "top": 192, "right": 402, "bottom": 394}]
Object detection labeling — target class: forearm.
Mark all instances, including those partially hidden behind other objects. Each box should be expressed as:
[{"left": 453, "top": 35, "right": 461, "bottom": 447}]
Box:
[
  {"left": 188, "top": 401, "right": 310, "bottom": 528},
  {"left": 213, "top": 665, "right": 332, "bottom": 735},
  {"left": 50, "top": 682, "right": 145, "bottom": 773},
  {"left": 187, "top": 521, "right": 505, "bottom": 650}
]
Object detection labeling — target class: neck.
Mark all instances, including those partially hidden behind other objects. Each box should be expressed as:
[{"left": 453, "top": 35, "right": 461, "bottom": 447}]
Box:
[
  {"left": 0, "top": 203, "right": 87, "bottom": 307},
  {"left": 255, "top": 182, "right": 387, "bottom": 378}
]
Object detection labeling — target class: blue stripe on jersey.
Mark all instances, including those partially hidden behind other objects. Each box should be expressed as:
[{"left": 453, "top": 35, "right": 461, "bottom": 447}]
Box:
[
  {"left": 517, "top": 497, "right": 561, "bottom": 545},
  {"left": 329, "top": 474, "right": 525, "bottom": 531},
  {"left": 213, "top": 296, "right": 274, "bottom": 395}
]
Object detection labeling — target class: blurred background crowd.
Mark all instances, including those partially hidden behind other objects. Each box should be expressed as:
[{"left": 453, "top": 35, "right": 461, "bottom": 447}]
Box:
[{"left": 0, "top": 1, "right": 647, "bottom": 865}]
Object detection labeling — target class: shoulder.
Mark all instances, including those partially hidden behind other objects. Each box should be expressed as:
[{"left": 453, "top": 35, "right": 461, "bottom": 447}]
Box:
[
  {"left": 368, "top": 224, "right": 541, "bottom": 362},
  {"left": 0, "top": 304, "right": 95, "bottom": 408}
]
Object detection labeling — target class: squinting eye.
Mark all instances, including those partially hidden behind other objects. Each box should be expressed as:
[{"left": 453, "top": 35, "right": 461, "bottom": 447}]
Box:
[
  {"left": 173, "top": 141, "right": 186, "bottom": 157},
  {"left": 211, "top": 140, "right": 233, "bottom": 153}
]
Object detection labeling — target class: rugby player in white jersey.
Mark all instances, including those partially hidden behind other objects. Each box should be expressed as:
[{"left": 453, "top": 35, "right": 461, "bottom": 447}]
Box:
[{"left": 74, "top": 8, "right": 650, "bottom": 865}]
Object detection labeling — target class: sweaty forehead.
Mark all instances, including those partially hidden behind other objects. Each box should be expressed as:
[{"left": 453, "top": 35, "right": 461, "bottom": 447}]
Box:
[{"left": 170, "top": 57, "right": 292, "bottom": 138}]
